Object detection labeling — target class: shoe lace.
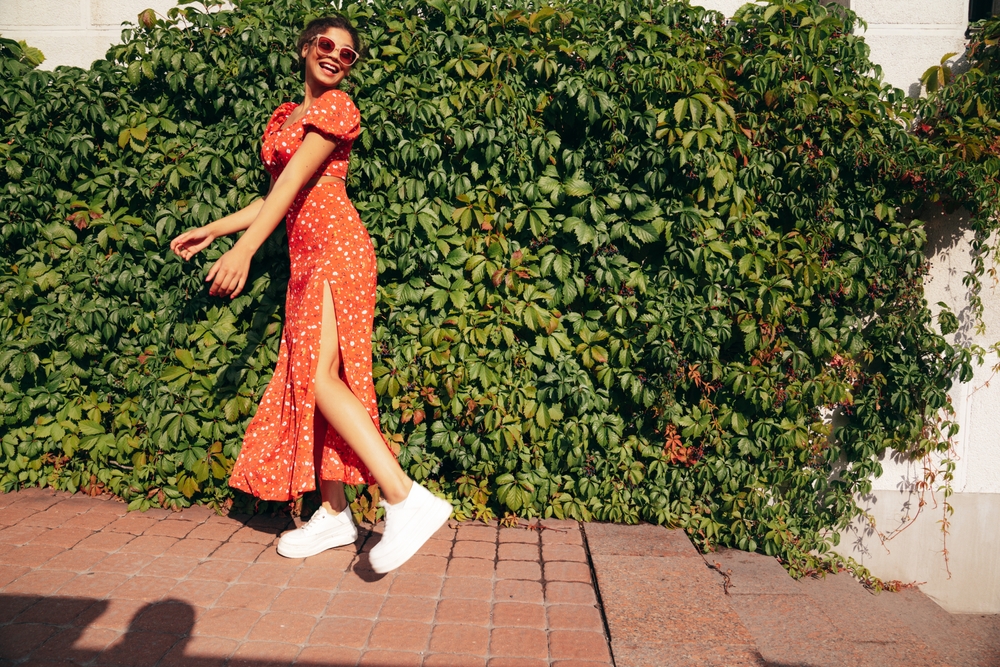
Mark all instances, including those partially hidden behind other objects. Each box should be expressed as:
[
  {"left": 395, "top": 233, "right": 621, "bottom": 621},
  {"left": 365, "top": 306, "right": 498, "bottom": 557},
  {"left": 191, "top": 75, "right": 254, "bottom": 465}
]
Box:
[{"left": 299, "top": 509, "right": 329, "bottom": 534}]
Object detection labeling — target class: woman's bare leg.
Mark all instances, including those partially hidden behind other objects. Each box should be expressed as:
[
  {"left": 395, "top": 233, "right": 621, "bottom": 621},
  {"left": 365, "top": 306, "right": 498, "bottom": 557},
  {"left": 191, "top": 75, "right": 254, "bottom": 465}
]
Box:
[
  {"left": 319, "top": 479, "right": 349, "bottom": 513},
  {"left": 314, "top": 281, "right": 413, "bottom": 505}
]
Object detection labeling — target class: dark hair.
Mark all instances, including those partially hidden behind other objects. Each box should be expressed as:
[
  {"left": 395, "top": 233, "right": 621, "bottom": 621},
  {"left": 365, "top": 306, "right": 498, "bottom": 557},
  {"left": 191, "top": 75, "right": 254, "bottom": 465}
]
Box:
[{"left": 296, "top": 15, "right": 365, "bottom": 70}]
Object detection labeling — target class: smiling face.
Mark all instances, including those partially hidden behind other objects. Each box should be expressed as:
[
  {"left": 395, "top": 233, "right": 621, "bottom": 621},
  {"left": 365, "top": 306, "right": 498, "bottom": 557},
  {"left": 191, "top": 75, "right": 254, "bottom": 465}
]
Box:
[{"left": 301, "top": 27, "right": 355, "bottom": 91}]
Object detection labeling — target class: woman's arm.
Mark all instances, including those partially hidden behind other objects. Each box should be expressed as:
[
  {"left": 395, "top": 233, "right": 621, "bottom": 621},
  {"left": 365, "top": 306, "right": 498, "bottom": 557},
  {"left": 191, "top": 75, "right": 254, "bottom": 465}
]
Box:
[
  {"left": 170, "top": 177, "right": 275, "bottom": 261},
  {"left": 205, "top": 131, "right": 338, "bottom": 298}
]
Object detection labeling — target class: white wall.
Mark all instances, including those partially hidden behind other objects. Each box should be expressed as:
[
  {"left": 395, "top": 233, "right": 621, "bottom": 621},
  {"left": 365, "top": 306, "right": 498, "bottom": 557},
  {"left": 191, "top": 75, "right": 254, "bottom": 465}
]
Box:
[{"left": 0, "top": 0, "right": 178, "bottom": 69}]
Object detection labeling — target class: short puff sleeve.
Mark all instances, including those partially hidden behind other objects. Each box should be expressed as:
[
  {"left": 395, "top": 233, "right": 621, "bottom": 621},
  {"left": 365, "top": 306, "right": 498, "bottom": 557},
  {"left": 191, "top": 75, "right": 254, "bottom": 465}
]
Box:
[{"left": 302, "top": 89, "right": 361, "bottom": 142}]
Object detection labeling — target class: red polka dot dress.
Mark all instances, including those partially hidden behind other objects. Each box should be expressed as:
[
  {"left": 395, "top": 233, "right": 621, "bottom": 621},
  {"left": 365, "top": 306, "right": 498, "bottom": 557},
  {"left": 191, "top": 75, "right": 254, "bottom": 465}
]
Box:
[{"left": 229, "top": 89, "right": 392, "bottom": 501}]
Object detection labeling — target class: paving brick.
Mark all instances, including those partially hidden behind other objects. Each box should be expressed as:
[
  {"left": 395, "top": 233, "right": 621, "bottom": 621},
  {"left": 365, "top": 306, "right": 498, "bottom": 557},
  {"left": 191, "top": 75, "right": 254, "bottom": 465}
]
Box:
[
  {"left": 429, "top": 623, "right": 489, "bottom": 655},
  {"left": 289, "top": 565, "right": 350, "bottom": 591},
  {"left": 545, "top": 582, "right": 596, "bottom": 605},
  {"left": 74, "top": 532, "right": 134, "bottom": 552},
  {"left": 390, "top": 573, "right": 444, "bottom": 598},
  {"left": 131, "top": 600, "right": 199, "bottom": 634},
  {"left": 368, "top": 620, "right": 432, "bottom": 651},
  {"left": 498, "top": 543, "right": 538, "bottom": 561},
  {"left": 159, "top": 635, "right": 236, "bottom": 667},
  {"left": 295, "top": 645, "right": 361, "bottom": 665},
  {"left": 498, "top": 526, "right": 540, "bottom": 544},
  {"left": 0, "top": 593, "right": 39, "bottom": 623},
  {"left": 216, "top": 583, "right": 282, "bottom": 611},
  {"left": 360, "top": 650, "right": 421, "bottom": 666},
  {"left": 192, "top": 606, "right": 261, "bottom": 640},
  {"left": 453, "top": 541, "right": 496, "bottom": 560},
  {"left": 270, "top": 587, "right": 331, "bottom": 615},
  {"left": 490, "top": 627, "right": 549, "bottom": 658},
  {"left": 540, "top": 525, "right": 583, "bottom": 546},
  {"left": 211, "top": 541, "right": 267, "bottom": 562},
  {"left": 547, "top": 604, "right": 605, "bottom": 632},
  {"left": 186, "top": 521, "right": 242, "bottom": 542},
  {"left": 456, "top": 524, "right": 497, "bottom": 543},
  {"left": 5, "top": 569, "right": 76, "bottom": 596},
  {"left": 398, "top": 554, "right": 449, "bottom": 575},
  {"left": 28, "top": 526, "right": 93, "bottom": 548},
  {"left": 0, "top": 506, "right": 37, "bottom": 526},
  {"left": 432, "top": 522, "right": 458, "bottom": 541},
  {"left": 248, "top": 611, "right": 317, "bottom": 644},
  {"left": 378, "top": 595, "right": 437, "bottom": 622},
  {"left": 105, "top": 515, "right": 159, "bottom": 535},
  {"left": 434, "top": 598, "right": 490, "bottom": 625},
  {"left": 37, "top": 548, "right": 107, "bottom": 572},
  {"left": 327, "top": 591, "right": 385, "bottom": 619},
  {"left": 162, "top": 538, "right": 222, "bottom": 559},
  {"left": 238, "top": 562, "right": 300, "bottom": 587},
  {"left": 230, "top": 526, "right": 277, "bottom": 544},
  {"left": 0, "top": 523, "right": 49, "bottom": 545},
  {"left": 492, "top": 602, "right": 546, "bottom": 628},
  {"left": 109, "top": 575, "right": 178, "bottom": 602},
  {"left": 337, "top": 568, "right": 393, "bottom": 594},
  {"left": 494, "top": 580, "right": 543, "bottom": 604},
  {"left": 488, "top": 658, "right": 549, "bottom": 667},
  {"left": 298, "top": 546, "right": 356, "bottom": 570},
  {"left": 20, "top": 508, "right": 79, "bottom": 528},
  {"left": 57, "top": 572, "right": 129, "bottom": 599},
  {"left": 188, "top": 559, "right": 247, "bottom": 583},
  {"left": 90, "top": 552, "right": 156, "bottom": 575},
  {"left": 496, "top": 561, "right": 541, "bottom": 581},
  {"left": 416, "top": 537, "right": 453, "bottom": 557},
  {"left": 440, "top": 576, "right": 492, "bottom": 601},
  {"left": 95, "top": 630, "right": 181, "bottom": 666},
  {"left": 73, "top": 598, "right": 143, "bottom": 631},
  {"left": 549, "top": 631, "right": 611, "bottom": 662},
  {"left": 167, "top": 579, "right": 228, "bottom": 607},
  {"left": 0, "top": 622, "right": 58, "bottom": 661},
  {"left": 61, "top": 511, "right": 119, "bottom": 531},
  {"left": 138, "top": 556, "right": 199, "bottom": 579},
  {"left": 228, "top": 640, "right": 300, "bottom": 667},
  {"left": 118, "top": 534, "right": 178, "bottom": 556},
  {"left": 3, "top": 544, "right": 65, "bottom": 569},
  {"left": 13, "top": 594, "right": 96, "bottom": 625},
  {"left": 544, "top": 561, "right": 592, "bottom": 584},
  {"left": 542, "top": 544, "right": 588, "bottom": 563},
  {"left": 33, "top": 624, "right": 120, "bottom": 659},
  {"left": 142, "top": 520, "right": 198, "bottom": 538},
  {"left": 0, "top": 563, "right": 30, "bottom": 588},
  {"left": 424, "top": 654, "right": 488, "bottom": 667},
  {"left": 550, "top": 661, "right": 613, "bottom": 667},
  {"left": 309, "top": 616, "right": 374, "bottom": 648},
  {"left": 447, "top": 557, "right": 494, "bottom": 578}
]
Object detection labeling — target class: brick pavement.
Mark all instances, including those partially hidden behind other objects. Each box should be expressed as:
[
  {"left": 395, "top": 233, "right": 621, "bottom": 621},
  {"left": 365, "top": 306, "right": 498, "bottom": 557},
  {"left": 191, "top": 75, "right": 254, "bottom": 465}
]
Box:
[
  {"left": 2, "top": 487, "right": 999, "bottom": 667},
  {"left": 0, "top": 487, "right": 611, "bottom": 666}
]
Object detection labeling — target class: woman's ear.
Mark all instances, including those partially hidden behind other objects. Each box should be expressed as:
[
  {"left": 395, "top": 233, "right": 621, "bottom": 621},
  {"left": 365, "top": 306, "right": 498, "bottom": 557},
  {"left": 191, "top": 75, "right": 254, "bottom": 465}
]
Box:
[{"left": 300, "top": 42, "right": 310, "bottom": 61}]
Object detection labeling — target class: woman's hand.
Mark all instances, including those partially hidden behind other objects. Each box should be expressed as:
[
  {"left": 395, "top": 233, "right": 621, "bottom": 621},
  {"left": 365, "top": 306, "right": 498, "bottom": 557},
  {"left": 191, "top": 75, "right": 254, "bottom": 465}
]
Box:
[
  {"left": 206, "top": 245, "right": 253, "bottom": 298},
  {"left": 170, "top": 225, "right": 217, "bottom": 261}
]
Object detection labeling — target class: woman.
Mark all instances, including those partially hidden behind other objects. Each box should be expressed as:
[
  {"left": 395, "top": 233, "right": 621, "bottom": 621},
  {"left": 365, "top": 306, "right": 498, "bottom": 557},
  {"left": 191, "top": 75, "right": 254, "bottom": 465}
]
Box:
[{"left": 169, "top": 16, "right": 451, "bottom": 573}]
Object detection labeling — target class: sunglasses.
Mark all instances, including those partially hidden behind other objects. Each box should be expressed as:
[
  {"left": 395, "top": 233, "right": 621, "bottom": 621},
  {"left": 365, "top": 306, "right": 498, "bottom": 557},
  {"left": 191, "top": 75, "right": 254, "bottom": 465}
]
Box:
[{"left": 310, "top": 36, "right": 359, "bottom": 67}]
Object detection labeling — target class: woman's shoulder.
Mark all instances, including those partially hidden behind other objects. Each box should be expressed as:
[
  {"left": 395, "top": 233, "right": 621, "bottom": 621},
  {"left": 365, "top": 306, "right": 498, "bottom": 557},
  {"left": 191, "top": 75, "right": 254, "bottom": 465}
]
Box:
[
  {"left": 315, "top": 89, "right": 358, "bottom": 114},
  {"left": 303, "top": 89, "right": 360, "bottom": 138}
]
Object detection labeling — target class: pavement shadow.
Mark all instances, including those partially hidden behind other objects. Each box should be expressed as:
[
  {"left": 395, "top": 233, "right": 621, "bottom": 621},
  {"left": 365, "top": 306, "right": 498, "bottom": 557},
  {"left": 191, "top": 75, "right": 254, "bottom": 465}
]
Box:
[{"left": 0, "top": 594, "right": 395, "bottom": 665}]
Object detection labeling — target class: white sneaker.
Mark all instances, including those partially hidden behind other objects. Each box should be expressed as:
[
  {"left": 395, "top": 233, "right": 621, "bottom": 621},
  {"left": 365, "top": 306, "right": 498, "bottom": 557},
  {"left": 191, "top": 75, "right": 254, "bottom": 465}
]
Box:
[
  {"left": 368, "top": 483, "right": 452, "bottom": 573},
  {"left": 276, "top": 506, "right": 358, "bottom": 558}
]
